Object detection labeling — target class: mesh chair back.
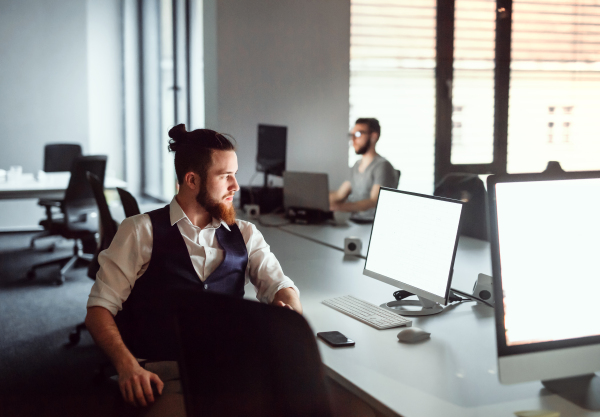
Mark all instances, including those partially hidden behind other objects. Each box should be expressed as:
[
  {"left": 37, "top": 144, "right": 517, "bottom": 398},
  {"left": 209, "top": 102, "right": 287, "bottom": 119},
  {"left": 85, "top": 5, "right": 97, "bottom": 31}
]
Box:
[
  {"left": 63, "top": 155, "right": 107, "bottom": 232},
  {"left": 86, "top": 172, "right": 118, "bottom": 279},
  {"left": 175, "top": 291, "right": 332, "bottom": 417},
  {"left": 434, "top": 173, "right": 488, "bottom": 241},
  {"left": 117, "top": 187, "right": 141, "bottom": 218},
  {"left": 44, "top": 143, "right": 82, "bottom": 172}
]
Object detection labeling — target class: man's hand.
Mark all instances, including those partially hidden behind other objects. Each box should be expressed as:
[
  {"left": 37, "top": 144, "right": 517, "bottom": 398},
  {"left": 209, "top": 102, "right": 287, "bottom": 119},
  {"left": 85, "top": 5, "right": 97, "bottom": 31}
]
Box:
[
  {"left": 272, "top": 287, "right": 302, "bottom": 314},
  {"left": 85, "top": 306, "right": 165, "bottom": 407},
  {"left": 117, "top": 360, "right": 164, "bottom": 407}
]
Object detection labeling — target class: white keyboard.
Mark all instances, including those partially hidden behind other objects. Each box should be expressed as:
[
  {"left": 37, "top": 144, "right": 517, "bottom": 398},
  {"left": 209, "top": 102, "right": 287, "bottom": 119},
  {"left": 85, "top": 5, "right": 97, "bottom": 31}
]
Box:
[{"left": 322, "top": 295, "right": 412, "bottom": 330}]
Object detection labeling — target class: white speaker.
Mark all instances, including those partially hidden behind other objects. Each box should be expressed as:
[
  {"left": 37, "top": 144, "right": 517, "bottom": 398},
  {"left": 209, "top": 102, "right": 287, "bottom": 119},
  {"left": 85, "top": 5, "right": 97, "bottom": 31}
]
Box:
[
  {"left": 244, "top": 204, "right": 260, "bottom": 219},
  {"left": 473, "top": 273, "right": 494, "bottom": 305},
  {"left": 344, "top": 237, "right": 362, "bottom": 256}
]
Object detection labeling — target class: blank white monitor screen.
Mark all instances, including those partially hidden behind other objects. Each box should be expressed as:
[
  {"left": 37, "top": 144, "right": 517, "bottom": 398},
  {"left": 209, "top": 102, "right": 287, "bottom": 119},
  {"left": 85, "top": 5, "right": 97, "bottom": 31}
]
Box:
[
  {"left": 495, "top": 178, "right": 600, "bottom": 346},
  {"left": 364, "top": 188, "right": 463, "bottom": 304}
]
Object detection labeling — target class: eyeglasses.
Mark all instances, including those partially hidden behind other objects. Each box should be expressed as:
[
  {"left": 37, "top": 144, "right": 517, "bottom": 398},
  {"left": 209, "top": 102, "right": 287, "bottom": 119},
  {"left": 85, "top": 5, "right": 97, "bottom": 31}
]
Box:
[{"left": 348, "top": 131, "right": 369, "bottom": 139}]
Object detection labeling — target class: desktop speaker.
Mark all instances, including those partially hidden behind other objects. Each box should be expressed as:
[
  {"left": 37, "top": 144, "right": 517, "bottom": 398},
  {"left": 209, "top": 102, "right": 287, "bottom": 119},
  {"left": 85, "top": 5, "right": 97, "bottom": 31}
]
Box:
[
  {"left": 473, "top": 273, "right": 494, "bottom": 305},
  {"left": 244, "top": 204, "right": 260, "bottom": 219},
  {"left": 344, "top": 237, "right": 362, "bottom": 256}
]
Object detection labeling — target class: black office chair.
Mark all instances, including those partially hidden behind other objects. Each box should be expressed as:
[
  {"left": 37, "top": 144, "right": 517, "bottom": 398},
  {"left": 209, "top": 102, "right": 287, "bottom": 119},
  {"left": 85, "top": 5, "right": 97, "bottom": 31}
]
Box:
[
  {"left": 67, "top": 172, "right": 119, "bottom": 347},
  {"left": 175, "top": 291, "right": 333, "bottom": 417},
  {"left": 27, "top": 155, "right": 107, "bottom": 285},
  {"left": 31, "top": 143, "right": 83, "bottom": 248},
  {"left": 116, "top": 187, "right": 141, "bottom": 218},
  {"left": 434, "top": 173, "right": 488, "bottom": 241}
]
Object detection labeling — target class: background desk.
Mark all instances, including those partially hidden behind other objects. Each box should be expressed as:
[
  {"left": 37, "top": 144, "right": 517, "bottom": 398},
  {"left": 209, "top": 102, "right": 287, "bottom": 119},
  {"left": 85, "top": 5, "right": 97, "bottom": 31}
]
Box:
[
  {"left": 248, "top": 220, "right": 598, "bottom": 416},
  {"left": 0, "top": 172, "right": 127, "bottom": 231}
]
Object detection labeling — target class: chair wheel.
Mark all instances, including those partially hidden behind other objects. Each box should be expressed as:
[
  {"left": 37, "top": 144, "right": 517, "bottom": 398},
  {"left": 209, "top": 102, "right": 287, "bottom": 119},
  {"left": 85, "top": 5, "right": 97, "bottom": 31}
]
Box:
[{"left": 26, "top": 270, "right": 36, "bottom": 280}]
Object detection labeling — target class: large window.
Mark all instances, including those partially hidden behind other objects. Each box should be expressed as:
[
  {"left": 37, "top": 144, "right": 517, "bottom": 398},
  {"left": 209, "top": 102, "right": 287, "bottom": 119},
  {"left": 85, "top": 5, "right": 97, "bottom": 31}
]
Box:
[
  {"left": 507, "top": 0, "right": 600, "bottom": 173},
  {"left": 352, "top": 0, "right": 600, "bottom": 191},
  {"left": 139, "top": 0, "right": 202, "bottom": 201},
  {"left": 350, "top": 0, "right": 437, "bottom": 194}
]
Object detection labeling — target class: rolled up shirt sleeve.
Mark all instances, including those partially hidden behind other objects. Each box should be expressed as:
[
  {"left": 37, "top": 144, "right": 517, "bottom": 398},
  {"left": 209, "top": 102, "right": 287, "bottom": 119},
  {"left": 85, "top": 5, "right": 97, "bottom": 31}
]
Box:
[
  {"left": 240, "top": 221, "right": 299, "bottom": 304},
  {"left": 86, "top": 215, "right": 152, "bottom": 316}
]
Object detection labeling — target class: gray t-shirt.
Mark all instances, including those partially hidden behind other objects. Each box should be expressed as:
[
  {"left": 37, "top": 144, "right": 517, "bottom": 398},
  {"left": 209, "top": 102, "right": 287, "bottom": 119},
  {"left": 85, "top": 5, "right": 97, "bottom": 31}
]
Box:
[{"left": 348, "top": 155, "right": 398, "bottom": 219}]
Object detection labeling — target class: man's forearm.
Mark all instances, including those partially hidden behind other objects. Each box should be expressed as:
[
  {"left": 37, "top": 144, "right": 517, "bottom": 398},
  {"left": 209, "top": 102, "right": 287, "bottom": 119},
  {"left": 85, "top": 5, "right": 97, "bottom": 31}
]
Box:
[
  {"left": 336, "top": 198, "right": 377, "bottom": 213},
  {"left": 272, "top": 287, "right": 303, "bottom": 314},
  {"left": 85, "top": 306, "right": 138, "bottom": 372}
]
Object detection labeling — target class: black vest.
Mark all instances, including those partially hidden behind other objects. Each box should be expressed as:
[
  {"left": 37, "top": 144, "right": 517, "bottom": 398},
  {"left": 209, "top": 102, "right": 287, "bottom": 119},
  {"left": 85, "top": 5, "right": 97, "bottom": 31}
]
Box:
[{"left": 114, "top": 205, "right": 248, "bottom": 360}]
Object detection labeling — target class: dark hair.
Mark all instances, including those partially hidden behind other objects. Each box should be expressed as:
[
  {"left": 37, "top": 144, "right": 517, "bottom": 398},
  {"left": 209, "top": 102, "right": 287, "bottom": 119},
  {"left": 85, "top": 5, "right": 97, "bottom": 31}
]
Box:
[
  {"left": 168, "top": 124, "right": 236, "bottom": 184},
  {"left": 355, "top": 118, "right": 381, "bottom": 137}
]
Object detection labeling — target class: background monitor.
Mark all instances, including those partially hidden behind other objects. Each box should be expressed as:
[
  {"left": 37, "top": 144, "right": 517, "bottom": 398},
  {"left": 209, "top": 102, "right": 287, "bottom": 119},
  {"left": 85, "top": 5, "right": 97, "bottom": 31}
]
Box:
[
  {"left": 363, "top": 188, "right": 464, "bottom": 316},
  {"left": 488, "top": 171, "right": 600, "bottom": 410},
  {"left": 256, "top": 124, "right": 287, "bottom": 185}
]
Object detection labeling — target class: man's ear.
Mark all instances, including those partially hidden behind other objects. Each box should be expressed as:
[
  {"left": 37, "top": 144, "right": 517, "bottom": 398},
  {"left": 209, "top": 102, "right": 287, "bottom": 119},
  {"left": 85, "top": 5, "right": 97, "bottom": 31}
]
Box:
[{"left": 183, "top": 172, "right": 201, "bottom": 190}]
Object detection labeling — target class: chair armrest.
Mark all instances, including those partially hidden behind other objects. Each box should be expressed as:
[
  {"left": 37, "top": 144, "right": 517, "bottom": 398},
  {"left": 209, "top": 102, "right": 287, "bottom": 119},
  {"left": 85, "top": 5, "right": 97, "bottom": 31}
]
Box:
[
  {"left": 38, "top": 199, "right": 64, "bottom": 223},
  {"left": 38, "top": 199, "right": 62, "bottom": 208}
]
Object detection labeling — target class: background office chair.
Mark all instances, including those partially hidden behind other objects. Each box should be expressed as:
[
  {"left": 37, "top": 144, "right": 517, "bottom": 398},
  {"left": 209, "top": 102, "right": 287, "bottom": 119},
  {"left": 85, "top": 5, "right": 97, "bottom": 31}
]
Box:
[
  {"left": 116, "top": 187, "right": 141, "bottom": 218},
  {"left": 27, "top": 155, "right": 107, "bottom": 285},
  {"left": 31, "top": 143, "right": 83, "bottom": 248},
  {"left": 176, "top": 291, "right": 332, "bottom": 417},
  {"left": 434, "top": 173, "right": 488, "bottom": 241},
  {"left": 67, "top": 172, "right": 119, "bottom": 347}
]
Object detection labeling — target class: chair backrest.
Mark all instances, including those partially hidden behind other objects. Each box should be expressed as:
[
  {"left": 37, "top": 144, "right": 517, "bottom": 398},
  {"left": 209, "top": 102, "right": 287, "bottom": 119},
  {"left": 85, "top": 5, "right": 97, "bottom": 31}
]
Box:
[
  {"left": 175, "top": 291, "right": 332, "bottom": 417},
  {"left": 117, "top": 187, "right": 141, "bottom": 218},
  {"left": 395, "top": 169, "right": 401, "bottom": 188},
  {"left": 44, "top": 143, "right": 82, "bottom": 172},
  {"left": 433, "top": 173, "right": 488, "bottom": 241},
  {"left": 86, "top": 172, "right": 118, "bottom": 280},
  {"left": 63, "top": 155, "right": 107, "bottom": 232}
]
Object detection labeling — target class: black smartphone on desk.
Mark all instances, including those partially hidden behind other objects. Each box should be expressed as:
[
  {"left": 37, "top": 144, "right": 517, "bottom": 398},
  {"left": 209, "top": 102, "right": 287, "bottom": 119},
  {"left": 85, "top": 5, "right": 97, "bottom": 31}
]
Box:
[{"left": 317, "top": 331, "right": 355, "bottom": 347}]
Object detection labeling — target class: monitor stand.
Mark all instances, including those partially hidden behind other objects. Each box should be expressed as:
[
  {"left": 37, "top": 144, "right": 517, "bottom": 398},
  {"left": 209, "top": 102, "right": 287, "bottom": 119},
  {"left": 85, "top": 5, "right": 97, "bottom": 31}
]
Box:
[
  {"left": 380, "top": 296, "right": 444, "bottom": 316},
  {"left": 542, "top": 373, "right": 600, "bottom": 411}
]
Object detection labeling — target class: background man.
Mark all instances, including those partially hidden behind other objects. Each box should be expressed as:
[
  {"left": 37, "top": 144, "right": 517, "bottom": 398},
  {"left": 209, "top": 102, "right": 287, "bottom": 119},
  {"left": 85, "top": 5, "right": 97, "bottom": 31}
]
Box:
[
  {"left": 329, "top": 117, "right": 398, "bottom": 220},
  {"left": 85, "top": 124, "right": 301, "bottom": 415}
]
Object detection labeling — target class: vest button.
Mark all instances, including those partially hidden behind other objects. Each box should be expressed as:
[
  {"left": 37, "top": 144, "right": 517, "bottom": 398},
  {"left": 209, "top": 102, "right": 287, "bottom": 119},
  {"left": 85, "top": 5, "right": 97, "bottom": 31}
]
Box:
[{"left": 204, "top": 284, "right": 208, "bottom": 290}]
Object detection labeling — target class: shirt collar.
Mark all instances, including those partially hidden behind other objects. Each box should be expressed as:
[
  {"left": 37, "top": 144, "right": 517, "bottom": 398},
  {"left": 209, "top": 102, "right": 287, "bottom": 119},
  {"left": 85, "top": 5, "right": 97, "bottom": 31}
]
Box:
[{"left": 169, "top": 197, "right": 231, "bottom": 231}]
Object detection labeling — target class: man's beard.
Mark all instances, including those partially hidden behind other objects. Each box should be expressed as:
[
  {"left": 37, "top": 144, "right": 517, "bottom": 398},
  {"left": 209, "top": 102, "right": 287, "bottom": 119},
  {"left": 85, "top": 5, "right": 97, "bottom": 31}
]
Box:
[
  {"left": 196, "top": 186, "right": 237, "bottom": 225},
  {"left": 355, "top": 141, "right": 370, "bottom": 155}
]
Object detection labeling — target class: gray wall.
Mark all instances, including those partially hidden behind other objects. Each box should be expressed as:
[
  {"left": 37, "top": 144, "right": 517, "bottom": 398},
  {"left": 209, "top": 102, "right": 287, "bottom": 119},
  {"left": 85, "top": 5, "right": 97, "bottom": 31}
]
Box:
[
  {"left": 212, "top": 0, "right": 350, "bottom": 189},
  {"left": 87, "top": 0, "right": 125, "bottom": 179},
  {"left": 0, "top": 0, "right": 90, "bottom": 172}
]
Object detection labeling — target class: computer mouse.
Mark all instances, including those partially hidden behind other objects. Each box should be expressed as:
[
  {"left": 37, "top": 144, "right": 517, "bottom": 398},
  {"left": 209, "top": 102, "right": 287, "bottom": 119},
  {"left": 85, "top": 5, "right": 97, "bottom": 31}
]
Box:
[{"left": 397, "top": 327, "right": 431, "bottom": 343}]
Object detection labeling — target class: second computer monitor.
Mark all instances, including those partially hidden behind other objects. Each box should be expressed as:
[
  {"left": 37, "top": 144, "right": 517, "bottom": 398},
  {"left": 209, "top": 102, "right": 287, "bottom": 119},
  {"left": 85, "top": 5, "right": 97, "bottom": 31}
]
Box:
[
  {"left": 364, "top": 187, "right": 464, "bottom": 316},
  {"left": 256, "top": 124, "right": 287, "bottom": 178}
]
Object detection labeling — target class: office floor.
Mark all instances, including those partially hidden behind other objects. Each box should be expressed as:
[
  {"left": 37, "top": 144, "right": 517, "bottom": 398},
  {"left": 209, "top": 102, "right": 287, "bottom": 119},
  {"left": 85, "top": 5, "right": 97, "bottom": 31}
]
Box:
[{"left": 0, "top": 232, "right": 121, "bottom": 417}]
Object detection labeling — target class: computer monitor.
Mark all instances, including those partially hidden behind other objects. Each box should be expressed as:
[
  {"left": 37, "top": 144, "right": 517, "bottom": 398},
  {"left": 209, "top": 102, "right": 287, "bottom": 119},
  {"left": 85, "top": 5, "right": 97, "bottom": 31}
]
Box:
[
  {"left": 256, "top": 124, "right": 287, "bottom": 187},
  {"left": 363, "top": 187, "right": 464, "bottom": 316},
  {"left": 488, "top": 171, "right": 600, "bottom": 410}
]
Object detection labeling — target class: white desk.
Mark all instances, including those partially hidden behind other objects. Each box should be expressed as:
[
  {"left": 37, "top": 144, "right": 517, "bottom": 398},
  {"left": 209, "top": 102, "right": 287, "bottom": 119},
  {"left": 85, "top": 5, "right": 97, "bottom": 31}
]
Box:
[
  {"left": 252, "top": 223, "right": 599, "bottom": 417},
  {"left": 278, "top": 219, "right": 373, "bottom": 256},
  {"left": 0, "top": 172, "right": 127, "bottom": 200},
  {"left": 0, "top": 172, "right": 127, "bottom": 232}
]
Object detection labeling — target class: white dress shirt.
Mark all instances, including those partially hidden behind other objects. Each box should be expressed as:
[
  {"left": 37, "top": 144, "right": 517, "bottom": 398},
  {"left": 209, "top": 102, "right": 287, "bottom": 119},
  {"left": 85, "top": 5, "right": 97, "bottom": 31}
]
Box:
[{"left": 87, "top": 197, "right": 299, "bottom": 316}]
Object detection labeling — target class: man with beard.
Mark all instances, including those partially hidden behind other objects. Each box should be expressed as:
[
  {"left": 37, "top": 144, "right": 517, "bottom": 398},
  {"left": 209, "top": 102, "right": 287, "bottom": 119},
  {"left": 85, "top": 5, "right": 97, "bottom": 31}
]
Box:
[
  {"left": 329, "top": 118, "right": 398, "bottom": 220},
  {"left": 85, "top": 125, "right": 301, "bottom": 415}
]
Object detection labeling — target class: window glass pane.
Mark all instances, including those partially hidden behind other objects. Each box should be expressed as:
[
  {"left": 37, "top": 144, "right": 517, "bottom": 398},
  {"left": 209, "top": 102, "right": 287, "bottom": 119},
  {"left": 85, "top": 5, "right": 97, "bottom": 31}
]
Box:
[
  {"left": 508, "top": 0, "right": 600, "bottom": 173},
  {"left": 350, "top": 0, "right": 436, "bottom": 194},
  {"left": 451, "top": 0, "right": 496, "bottom": 165},
  {"left": 160, "top": 0, "right": 176, "bottom": 199}
]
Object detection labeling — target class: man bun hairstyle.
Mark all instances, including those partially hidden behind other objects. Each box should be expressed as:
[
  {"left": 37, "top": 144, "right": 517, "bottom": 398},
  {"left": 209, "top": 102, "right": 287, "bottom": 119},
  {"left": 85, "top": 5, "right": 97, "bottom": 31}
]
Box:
[
  {"left": 168, "top": 124, "right": 236, "bottom": 184},
  {"left": 355, "top": 117, "right": 381, "bottom": 137}
]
